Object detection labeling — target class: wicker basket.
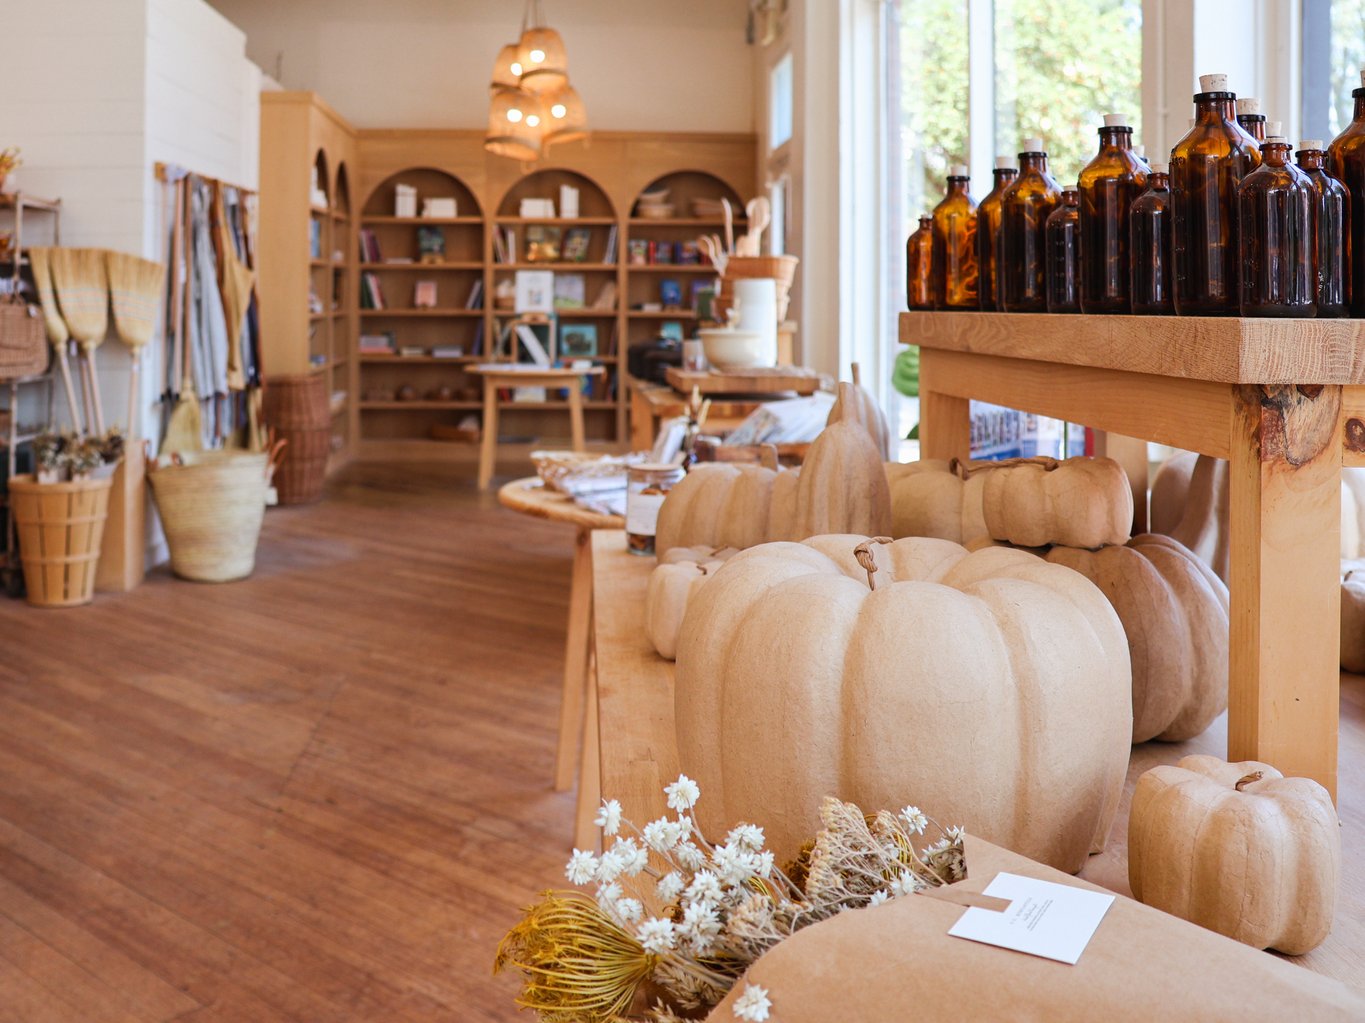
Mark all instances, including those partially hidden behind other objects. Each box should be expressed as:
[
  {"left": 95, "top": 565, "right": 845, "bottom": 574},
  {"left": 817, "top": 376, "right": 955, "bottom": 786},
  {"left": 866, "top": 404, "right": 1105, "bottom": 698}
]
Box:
[
  {"left": 262, "top": 373, "right": 330, "bottom": 504},
  {"left": 148, "top": 447, "right": 281, "bottom": 583},
  {"left": 713, "top": 254, "right": 799, "bottom": 323},
  {"left": 8, "top": 474, "right": 113, "bottom": 607},
  {"left": 0, "top": 294, "right": 49, "bottom": 381}
]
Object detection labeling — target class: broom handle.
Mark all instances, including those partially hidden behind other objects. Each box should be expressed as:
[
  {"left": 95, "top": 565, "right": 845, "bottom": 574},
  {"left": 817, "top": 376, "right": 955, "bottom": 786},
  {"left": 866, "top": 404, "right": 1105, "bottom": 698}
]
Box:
[
  {"left": 181, "top": 178, "right": 194, "bottom": 394},
  {"left": 85, "top": 352, "right": 106, "bottom": 434},
  {"left": 57, "top": 343, "right": 84, "bottom": 436},
  {"left": 168, "top": 178, "right": 184, "bottom": 401},
  {"left": 127, "top": 347, "right": 139, "bottom": 438}
]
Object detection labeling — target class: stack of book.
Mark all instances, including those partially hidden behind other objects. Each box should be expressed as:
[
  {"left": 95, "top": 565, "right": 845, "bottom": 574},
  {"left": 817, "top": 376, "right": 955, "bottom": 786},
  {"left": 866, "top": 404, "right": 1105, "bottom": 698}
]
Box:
[
  {"left": 359, "top": 332, "right": 396, "bottom": 355},
  {"left": 360, "top": 272, "right": 386, "bottom": 310},
  {"left": 359, "top": 229, "right": 382, "bottom": 262}
]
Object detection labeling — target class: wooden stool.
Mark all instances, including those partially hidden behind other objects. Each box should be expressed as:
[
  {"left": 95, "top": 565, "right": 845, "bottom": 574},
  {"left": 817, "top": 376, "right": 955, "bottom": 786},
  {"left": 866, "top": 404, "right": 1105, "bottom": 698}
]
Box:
[{"left": 468, "top": 365, "right": 605, "bottom": 490}]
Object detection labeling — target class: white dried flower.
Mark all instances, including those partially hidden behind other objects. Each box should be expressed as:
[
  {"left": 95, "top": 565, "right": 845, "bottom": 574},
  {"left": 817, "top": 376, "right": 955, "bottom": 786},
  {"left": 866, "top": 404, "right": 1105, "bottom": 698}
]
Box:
[
  {"left": 675, "top": 841, "right": 706, "bottom": 871},
  {"left": 889, "top": 870, "right": 923, "bottom": 898},
  {"left": 900, "top": 805, "right": 928, "bottom": 835},
  {"left": 732, "top": 982, "right": 772, "bottom": 1021},
  {"left": 596, "top": 849, "right": 624, "bottom": 883},
  {"left": 868, "top": 889, "right": 890, "bottom": 906},
  {"left": 637, "top": 916, "right": 677, "bottom": 954},
  {"left": 726, "top": 823, "right": 765, "bottom": 850},
  {"left": 643, "top": 818, "right": 683, "bottom": 853},
  {"left": 565, "top": 848, "right": 599, "bottom": 886},
  {"left": 657, "top": 870, "right": 685, "bottom": 902},
  {"left": 685, "top": 869, "right": 723, "bottom": 906},
  {"left": 608, "top": 836, "right": 649, "bottom": 877},
  {"left": 665, "top": 774, "right": 701, "bottom": 812},
  {"left": 753, "top": 850, "right": 775, "bottom": 878},
  {"left": 594, "top": 798, "right": 623, "bottom": 836},
  {"left": 595, "top": 881, "right": 623, "bottom": 910},
  {"left": 679, "top": 900, "right": 723, "bottom": 952},
  {"left": 614, "top": 897, "right": 644, "bottom": 923}
]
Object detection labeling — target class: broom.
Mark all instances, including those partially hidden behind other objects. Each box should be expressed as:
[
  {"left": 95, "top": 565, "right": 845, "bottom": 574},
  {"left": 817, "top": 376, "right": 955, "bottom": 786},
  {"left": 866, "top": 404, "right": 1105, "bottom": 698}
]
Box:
[
  {"left": 162, "top": 176, "right": 203, "bottom": 454},
  {"left": 107, "top": 250, "right": 165, "bottom": 436},
  {"left": 48, "top": 247, "right": 110, "bottom": 434},
  {"left": 26, "top": 247, "right": 84, "bottom": 434}
]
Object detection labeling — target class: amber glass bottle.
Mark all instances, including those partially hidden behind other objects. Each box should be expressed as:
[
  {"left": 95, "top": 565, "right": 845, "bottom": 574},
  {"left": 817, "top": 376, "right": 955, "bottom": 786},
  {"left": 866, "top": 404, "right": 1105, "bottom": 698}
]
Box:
[
  {"left": 977, "top": 158, "right": 1018, "bottom": 311},
  {"left": 1130, "top": 162, "right": 1173, "bottom": 314},
  {"left": 906, "top": 215, "right": 934, "bottom": 310},
  {"left": 1078, "top": 113, "right": 1147, "bottom": 313},
  {"left": 930, "top": 165, "right": 979, "bottom": 309},
  {"left": 1238, "top": 133, "right": 1316, "bottom": 316},
  {"left": 1297, "top": 139, "right": 1350, "bottom": 318},
  {"left": 1236, "top": 97, "right": 1266, "bottom": 142},
  {"left": 1046, "top": 191, "right": 1081, "bottom": 313},
  {"left": 1329, "top": 70, "right": 1365, "bottom": 315},
  {"left": 1170, "top": 74, "right": 1263, "bottom": 315},
  {"left": 999, "top": 138, "right": 1061, "bottom": 312}
]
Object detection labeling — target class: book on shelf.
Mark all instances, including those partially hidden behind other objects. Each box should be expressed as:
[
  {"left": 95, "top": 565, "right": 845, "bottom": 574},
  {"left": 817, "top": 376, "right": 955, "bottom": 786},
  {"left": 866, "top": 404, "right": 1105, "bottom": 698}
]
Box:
[
  {"left": 514, "top": 270, "right": 555, "bottom": 313},
  {"left": 359, "top": 331, "right": 397, "bottom": 354},
  {"left": 310, "top": 219, "right": 322, "bottom": 260},
  {"left": 398, "top": 345, "right": 426, "bottom": 358},
  {"left": 385, "top": 257, "right": 414, "bottom": 264},
  {"left": 505, "top": 226, "right": 517, "bottom": 262},
  {"left": 471, "top": 318, "right": 485, "bottom": 356},
  {"left": 422, "top": 197, "right": 457, "bottom": 218},
  {"left": 360, "top": 272, "right": 386, "bottom": 310},
  {"left": 677, "top": 241, "right": 701, "bottom": 265},
  {"left": 515, "top": 323, "right": 553, "bottom": 366},
  {"left": 648, "top": 240, "right": 674, "bottom": 265},
  {"left": 413, "top": 280, "right": 438, "bottom": 308},
  {"left": 554, "top": 273, "right": 586, "bottom": 309},
  {"left": 562, "top": 227, "right": 592, "bottom": 263},
  {"left": 395, "top": 183, "right": 418, "bottom": 218},
  {"left": 558, "top": 323, "right": 597, "bottom": 358},
  {"left": 359, "top": 228, "right": 383, "bottom": 262},
  {"left": 525, "top": 225, "right": 562, "bottom": 262},
  {"left": 559, "top": 185, "right": 580, "bottom": 219},
  {"left": 513, "top": 386, "right": 548, "bottom": 403},
  {"left": 465, "top": 278, "right": 484, "bottom": 309},
  {"left": 591, "top": 280, "right": 617, "bottom": 311},
  {"left": 520, "top": 197, "right": 556, "bottom": 218},
  {"left": 660, "top": 278, "right": 683, "bottom": 308},
  {"left": 416, "top": 226, "right": 446, "bottom": 262},
  {"left": 627, "top": 239, "right": 648, "bottom": 265},
  {"left": 603, "top": 224, "right": 619, "bottom": 265},
  {"left": 492, "top": 229, "right": 507, "bottom": 264},
  {"left": 431, "top": 344, "right": 465, "bottom": 358},
  {"left": 690, "top": 279, "right": 711, "bottom": 311}
]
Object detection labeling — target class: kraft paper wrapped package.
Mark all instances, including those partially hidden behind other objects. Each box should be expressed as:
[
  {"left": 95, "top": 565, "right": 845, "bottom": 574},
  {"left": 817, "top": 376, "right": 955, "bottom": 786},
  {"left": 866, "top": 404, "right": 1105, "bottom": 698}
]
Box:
[{"left": 705, "top": 836, "right": 1365, "bottom": 1023}]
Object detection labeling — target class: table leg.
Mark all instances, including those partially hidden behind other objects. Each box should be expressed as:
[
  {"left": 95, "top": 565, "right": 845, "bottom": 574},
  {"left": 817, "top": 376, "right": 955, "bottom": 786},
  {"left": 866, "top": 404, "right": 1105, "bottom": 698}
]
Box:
[
  {"left": 572, "top": 647, "right": 602, "bottom": 852},
  {"left": 630, "top": 386, "right": 652, "bottom": 452},
  {"left": 478, "top": 376, "right": 499, "bottom": 490},
  {"left": 918, "top": 349, "right": 971, "bottom": 462},
  {"left": 1227, "top": 384, "right": 1341, "bottom": 798},
  {"left": 568, "top": 383, "right": 586, "bottom": 453},
  {"left": 555, "top": 527, "right": 593, "bottom": 791},
  {"left": 1094, "top": 431, "right": 1150, "bottom": 534}
]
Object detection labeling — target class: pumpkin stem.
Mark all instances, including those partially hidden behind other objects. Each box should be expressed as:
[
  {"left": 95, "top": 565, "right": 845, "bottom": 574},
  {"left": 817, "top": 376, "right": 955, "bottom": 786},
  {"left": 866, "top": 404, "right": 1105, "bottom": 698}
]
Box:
[
  {"left": 853, "top": 536, "right": 894, "bottom": 591},
  {"left": 951, "top": 455, "right": 1061, "bottom": 480},
  {"left": 1235, "top": 771, "right": 1264, "bottom": 792}
]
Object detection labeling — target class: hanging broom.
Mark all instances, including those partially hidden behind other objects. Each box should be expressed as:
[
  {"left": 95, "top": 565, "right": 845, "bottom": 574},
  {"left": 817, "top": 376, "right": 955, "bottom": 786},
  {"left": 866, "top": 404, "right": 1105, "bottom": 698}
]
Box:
[
  {"left": 48, "top": 247, "right": 110, "bottom": 434},
  {"left": 162, "top": 175, "right": 203, "bottom": 454},
  {"left": 26, "top": 247, "right": 84, "bottom": 435},
  {"left": 107, "top": 250, "right": 165, "bottom": 435}
]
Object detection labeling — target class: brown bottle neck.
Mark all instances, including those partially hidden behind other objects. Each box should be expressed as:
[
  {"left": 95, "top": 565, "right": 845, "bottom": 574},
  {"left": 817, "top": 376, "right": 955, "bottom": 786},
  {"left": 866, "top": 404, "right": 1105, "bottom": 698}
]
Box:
[
  {"left": 1097, "top": 126, "right": 1132, "bottom": 151},
  {"left": 1354, "top": 88, "right": 1365, "bottom": 121},
  {"left": 992, "top": 169, "right": 1018, "bottom": 185},
  {"left": 945, "top": 177, "right": 972, "bottom": 199},
  {"left": 1297, "top": 149, "right": 1327, "bottom": 171},
  {"left": 1260, "top": 141, "right": 1292, "bottom": 167},
  {"left": 1146, "top": 171, "right": 1170, "bottom": 190},
  {"left": 1019, "top": 153, "right": 1048, "bottom": 175},
  {"left": 1194, "top": 92, "right": 1237, "bottom": 124},
  {"left": 1059, "top": 190, "right": 1079, "bottom": 207}
]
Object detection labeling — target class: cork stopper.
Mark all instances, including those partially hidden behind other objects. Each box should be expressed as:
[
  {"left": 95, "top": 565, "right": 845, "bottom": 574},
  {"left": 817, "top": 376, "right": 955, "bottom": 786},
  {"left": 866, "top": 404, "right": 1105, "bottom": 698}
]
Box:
[
  {"left": 1300, "top": 138, "right": 1324, "bottom": 151},
  {"left": 948, "top": 163, "right": 969, "bottom": 178},
  {"left": 994, "top": 155, "right": 1014, "bottom": 169},
  {"left": 1021, "top": 137, "right": 1045, "bottom": 154},
  {"left": 1360, "top": 68, "right": 1365, "bottom": 87},
  {"left": 1150, "top": 161, "right": 1168, "bottom": 174},
  {"left": 1199, "top": 73, "right": 1229, "bottom": 93},
  {"left": 1236, "top": 97, "right": 1262, "bottom": 116},
  {"left": 1103, "top": 113, "right": 1128, "bottom": 128},
  {"left": 1267, "top": 121, "right": 1283, "bottom": 139}
]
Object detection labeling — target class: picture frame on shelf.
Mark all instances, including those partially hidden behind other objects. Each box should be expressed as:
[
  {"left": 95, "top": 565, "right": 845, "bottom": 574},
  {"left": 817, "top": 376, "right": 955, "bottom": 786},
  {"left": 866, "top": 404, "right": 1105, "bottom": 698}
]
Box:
[
  {"left": 416, "top": 225, "right": 445, "bottom": 264},
  {"left": 660, "top": 320, "right": 685, "bottom": 343},
  {"left": 660, "top": 278, "right": 683, "bottom": 308},
  {"left": 514, "top": 270, "right": 555, "bottom": 313},
  {"left": 525, "top": 225, "right": 562, "bottom": 262},
  {"left": 554, "top": 273, "right": 586, "bottom": 309},
  {"left": 627, "top": 239, "right": 649, "bottom": 265},
  {"left": 413, "top": 280, "right": 438, "bottom": 308},
  {"left": 562, "top": 227, "right": 592, "bottom": 262},
  {"left": 559, "top": 323, "right": 598, "bottom": 358}
]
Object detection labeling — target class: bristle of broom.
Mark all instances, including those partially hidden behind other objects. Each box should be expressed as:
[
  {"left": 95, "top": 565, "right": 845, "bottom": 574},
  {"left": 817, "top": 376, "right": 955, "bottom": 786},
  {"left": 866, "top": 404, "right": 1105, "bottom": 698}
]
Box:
[
  {"left": 107, "top": 252, "right": 165, "bottom": 350},
  {"left": 49, "top": 247, "right": 110, "bottom": 346}
]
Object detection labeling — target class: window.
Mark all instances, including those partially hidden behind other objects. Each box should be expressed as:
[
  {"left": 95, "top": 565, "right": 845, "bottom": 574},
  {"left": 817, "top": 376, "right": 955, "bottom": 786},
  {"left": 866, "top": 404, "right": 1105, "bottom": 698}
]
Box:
[
  {"left": 768, "top": 175, "right": 788, "bottom": 256},
  {"left": 1326, "top": 0, "right": 1365, "bottom": 136},
  {"left": 770, "top": 52, "right": 794, "bottom": 151}
]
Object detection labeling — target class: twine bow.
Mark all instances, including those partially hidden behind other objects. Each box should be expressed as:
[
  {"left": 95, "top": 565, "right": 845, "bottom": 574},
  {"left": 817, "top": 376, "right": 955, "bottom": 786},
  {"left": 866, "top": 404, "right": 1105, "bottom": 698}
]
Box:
[
  {"left": 1235, "top": 771, "right": 1264, "bottom": 792},
  {"left": 853, "top": 537, "right": 894, "bottom": 591}
]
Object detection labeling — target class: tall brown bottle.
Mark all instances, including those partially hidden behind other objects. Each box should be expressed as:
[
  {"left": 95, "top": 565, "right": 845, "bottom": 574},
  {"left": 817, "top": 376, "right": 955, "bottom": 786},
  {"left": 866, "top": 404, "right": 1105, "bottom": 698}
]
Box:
[
  {"left": 977, "top": 157, "right": 1018, "bottom": 310},
  {"left": 1297, "top": 139, "right": 1350, "bottom": 317},
  {"left": 1045, "top": 190, "right": 1081, "bottom": 313},
  {"left": 1236, "top": 97, "right": 1266, "bottom": 141},
  {"left": 1170, "top": 73, "right": 1263, "bottom": 315},
  {"left": 1078, "top": 113, "right": 1147, "bottom": 313},
  {"left": 1328, "top": 68, "right": 1365, "bottom": 315},
  {"left": 930, "top": 164, "right": 979, "bottom": 309},
  {"left": 1130, "top": 162, "right": 1173, "bottom": 314},
  {"left": 906, "top": 215, "right": 934, "bottom": 310},
  {"left": 999, "top": 138, "right": 1061, "bottom": 312},
  {"left": 1238, "top": 129, "right": 1316, "bottom": 316}
]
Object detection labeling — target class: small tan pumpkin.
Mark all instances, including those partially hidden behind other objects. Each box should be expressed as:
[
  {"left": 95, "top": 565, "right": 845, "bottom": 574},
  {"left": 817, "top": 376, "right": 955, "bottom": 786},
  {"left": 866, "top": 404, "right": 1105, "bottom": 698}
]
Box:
[
  {"left": 645, "top": 557, "right": 726, "bottom": 660},
  {"left": 980, "top": 456, "right": 1132, "bottom": 548},
  {"left": 655, "top": 463, "right": 787, "bottom": 557},
  {"left": 1045, "top": 534, "right": 1229, "bottom": 743},
  {"left": 794, "top": 383, "right": 892, "bottom": 539},
  {"left": 1149, "top": 450, "right": 1198, "bottom": 535},
  {"left": 884, "top": 459, "right": 989, "bottom": 545},
  {"left": 1129, "top": 754, "right": 1340, "bottom": 955},
  {"left": 839, "top": 369, "right": 893, "bottom": 458},
  {"left": 1341, "top": 559, "right": 1365, "bottom": 673},
  {"left": 674, "top": 533, "right": 1132, "bottom": 872}
]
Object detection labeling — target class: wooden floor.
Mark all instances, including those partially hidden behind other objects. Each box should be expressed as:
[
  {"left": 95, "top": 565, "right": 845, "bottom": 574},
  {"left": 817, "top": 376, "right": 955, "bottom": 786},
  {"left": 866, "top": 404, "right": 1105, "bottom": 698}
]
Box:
[{"left": 0, "top": 459, "right": 1360, "bottom": 1020}]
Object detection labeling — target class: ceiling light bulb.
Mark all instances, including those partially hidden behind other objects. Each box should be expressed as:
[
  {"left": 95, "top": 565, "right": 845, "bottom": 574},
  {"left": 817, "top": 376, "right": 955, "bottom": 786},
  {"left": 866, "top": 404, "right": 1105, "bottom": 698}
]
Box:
[
  {"left": 526, "top": 114, "right": 541, "bottom": 127},
  {"left": 507, "top": 108, "right": 523, "bottom": 123},
  {"left": 551, "top": 103, "right": 567, "bottom": 118},
  {"left": 511, "top": 61, "right": 522, "bottom": 75},
  {"left": 530, "top": 48, "right": 546, "bottom": 62}
]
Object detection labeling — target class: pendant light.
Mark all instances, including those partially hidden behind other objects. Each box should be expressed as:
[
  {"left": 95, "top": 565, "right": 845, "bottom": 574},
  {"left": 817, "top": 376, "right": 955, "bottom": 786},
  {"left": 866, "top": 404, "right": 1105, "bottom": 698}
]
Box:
[
  {"left": 517, "top": 0, "right": 568, "bottom": 95},
  {"left": 490, "top": 42, "right": 523, "bottom": 91},
  {"left": 486, "top": 87, "right": 543, "bottom": 162},
  {"left": 485, "top": 0, "right": 585, "bottom": 160},
  {"left": 543, "top": 82, "right": 587, "bottom": 148}
]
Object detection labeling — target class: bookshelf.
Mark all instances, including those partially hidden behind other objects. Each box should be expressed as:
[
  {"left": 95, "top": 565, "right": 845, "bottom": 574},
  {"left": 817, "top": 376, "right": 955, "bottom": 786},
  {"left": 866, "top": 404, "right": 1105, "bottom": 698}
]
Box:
[{"left": 261, "top": 106, "right": 756, "bottom": 459}]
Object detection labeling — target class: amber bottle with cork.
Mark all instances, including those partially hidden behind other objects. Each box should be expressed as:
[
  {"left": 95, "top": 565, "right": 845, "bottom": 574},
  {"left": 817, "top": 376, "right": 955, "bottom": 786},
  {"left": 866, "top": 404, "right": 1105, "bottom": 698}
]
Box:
[
  {"left": 1237, "top": 126, "right": 1316, "bottom": 316},
  {"left": 906, "top": 215, "right": 934, "bottom": 310},
  {"left": 1078, "top": 113, "right": 1147, "bottom": 313},
  {"left": 1297, "top": 139, "right": 1350, "bottom": 317},
  {"left": 1329, "top": 68, "right": 1365, "bottom": 315},
  {"left": 1045, "top": 190, "right": 1081, "bottom": 313},
  {"left": 977, "top": 157, "right": 1018, "bottom": 311},
  {"left": 1236, "top": 98, "right": 1266, "bottom": 141},
  {"left": 999, "top": 138, "right": 1061, "bottom": 312},
  {"left": 930, "top": 164, "right": 979, "bottom": 309},
  {"left": 1170, "top": 73, "right": 1263, "bottom": 314},
  {"left": 1129, "top": 162, "right": 1173, "bottom": 314}
]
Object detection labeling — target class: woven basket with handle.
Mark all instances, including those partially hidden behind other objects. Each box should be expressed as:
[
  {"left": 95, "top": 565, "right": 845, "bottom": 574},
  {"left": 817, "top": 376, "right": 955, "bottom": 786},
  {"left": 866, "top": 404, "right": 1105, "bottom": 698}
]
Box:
[
  {"left": 262, "top": 373, "right": 330, "bottom": 504},
  {"left": 0, "top": 293, "right": 49, "bottom": 381}
]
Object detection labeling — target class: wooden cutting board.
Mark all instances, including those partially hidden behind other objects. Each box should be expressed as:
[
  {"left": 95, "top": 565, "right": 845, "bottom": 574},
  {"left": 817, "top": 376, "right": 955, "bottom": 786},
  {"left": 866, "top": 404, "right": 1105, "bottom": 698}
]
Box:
[{"left": 665, "top": 365, "right": 819, "bottom": 395}]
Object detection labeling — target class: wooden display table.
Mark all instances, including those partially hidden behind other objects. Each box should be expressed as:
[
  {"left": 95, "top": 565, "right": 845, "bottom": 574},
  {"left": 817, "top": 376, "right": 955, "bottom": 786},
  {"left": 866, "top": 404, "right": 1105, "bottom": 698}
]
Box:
[
  {"left": 469, "top": 365, "right": 604, "bottom": 489},
  {"left": 629, "top": 381, "right": 768, "bottom": 451},
  {"left": 497, "top": 478, "right": 623, "bottom": 797},
  {"left": 664, "top": 365, "right": 820, "bottom": 396},
  {"left": 903, "top": 310, "right": 1363, "bottom": 798}
]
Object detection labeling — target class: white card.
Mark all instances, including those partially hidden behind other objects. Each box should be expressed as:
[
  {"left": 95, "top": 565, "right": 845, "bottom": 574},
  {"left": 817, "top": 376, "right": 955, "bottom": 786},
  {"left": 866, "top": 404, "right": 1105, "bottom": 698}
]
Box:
[{"left": 946, "top": 872, "right": 1114, "bottom": 965}]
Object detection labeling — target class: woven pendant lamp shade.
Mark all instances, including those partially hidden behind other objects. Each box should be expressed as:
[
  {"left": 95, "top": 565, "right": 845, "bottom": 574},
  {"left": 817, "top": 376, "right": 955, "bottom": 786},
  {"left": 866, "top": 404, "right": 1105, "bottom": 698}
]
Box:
[
  {"left": 490, "top": 42, "right": 523, "bottom": 91},
  {"left": 543, "top": 82, "right": 588, "bottom": 147},
  {"left": 517, "top": 25, "right": 568, "bottom": 94},
  {"left": 485, "top": 87, "right": 542, "bottom": 161}
]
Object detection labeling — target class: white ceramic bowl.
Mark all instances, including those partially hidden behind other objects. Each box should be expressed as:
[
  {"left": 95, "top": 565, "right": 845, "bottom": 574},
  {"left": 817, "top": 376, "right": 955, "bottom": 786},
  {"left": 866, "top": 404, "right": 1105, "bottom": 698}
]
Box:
[{"left": 699, "top": 327, "right": 766, "bottom": 370}]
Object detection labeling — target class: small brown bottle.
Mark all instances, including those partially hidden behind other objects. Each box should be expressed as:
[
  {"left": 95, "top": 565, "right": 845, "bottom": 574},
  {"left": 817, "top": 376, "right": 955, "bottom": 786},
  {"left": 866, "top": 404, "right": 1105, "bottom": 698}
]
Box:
[
  {"left": 1078, "top": 113, "right": 1148, "bottom": 313},
  {"left": 1170, "top": 74, "right": 1264, "bottom": 315},
  {"left": 1238, "top": 128, "right": 1316, "bottom": 316},
  {"left": 906, "top": 215, "right": 934, "bottom": 310},
  {"left": 931, "top": 164, "right": 979, "bottom": 309},
  {"left": 1236, "top": 97, "right": 1266, "bottom": 142},
  {"left": 1129, "top": 161, "right": 1173, "bottom": 314},
  {"left": 1046, "top": 190, "right": 1081, "bottom": 313},
  {"left": 977, "top": 157, "right": 1018, "bottom": 311},
  {"left": 1297, "top": 138, "right": 1350, "bottom": 317},
  {"left": 999, "top": 138, "right": 1061, "bottom": 312},
  {"left": 1329, "top": 68, "right": 1365, "bottom": 315}
]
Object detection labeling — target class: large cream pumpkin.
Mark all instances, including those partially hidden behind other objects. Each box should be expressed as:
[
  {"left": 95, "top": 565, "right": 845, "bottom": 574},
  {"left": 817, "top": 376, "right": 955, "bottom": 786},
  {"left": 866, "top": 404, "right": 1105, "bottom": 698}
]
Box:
[
  {"left": 980, "top": 456, "right": 1132, "bottom": 548},
  {"left": 1150, "top": 452, "right": 1230, "bottom": 581},
  {"left": 1045, "top": 534, "right": 1229, "bottom": 743},
  {"left": 674, "top": 534, "right": 1132, "bottom": 872},
  {"left": 1129, "top": 755, "right": 1340, "bottom": 955},
  {"left": 654, "top": 463, "right": 790, "bottom": 556}
]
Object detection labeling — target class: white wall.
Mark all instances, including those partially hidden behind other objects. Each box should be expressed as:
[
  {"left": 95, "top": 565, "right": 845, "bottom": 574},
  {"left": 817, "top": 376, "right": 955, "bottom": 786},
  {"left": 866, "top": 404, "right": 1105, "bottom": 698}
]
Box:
[{"left": 205, "top": 0, "right": 755, "bottom": 132}]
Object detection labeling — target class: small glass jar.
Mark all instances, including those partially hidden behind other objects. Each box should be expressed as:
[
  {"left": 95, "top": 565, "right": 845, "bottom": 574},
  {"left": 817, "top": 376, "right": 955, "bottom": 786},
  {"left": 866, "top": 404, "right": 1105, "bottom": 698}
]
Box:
[{"left": 626, "top": 463, "right": 686, "bottom": 555}]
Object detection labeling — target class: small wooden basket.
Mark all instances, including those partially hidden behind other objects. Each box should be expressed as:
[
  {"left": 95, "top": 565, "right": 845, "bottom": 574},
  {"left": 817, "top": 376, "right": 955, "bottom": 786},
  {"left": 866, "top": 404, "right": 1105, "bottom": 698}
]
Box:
[{"left": 8, "top": 474, "right": 113, "bottom": 607}]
